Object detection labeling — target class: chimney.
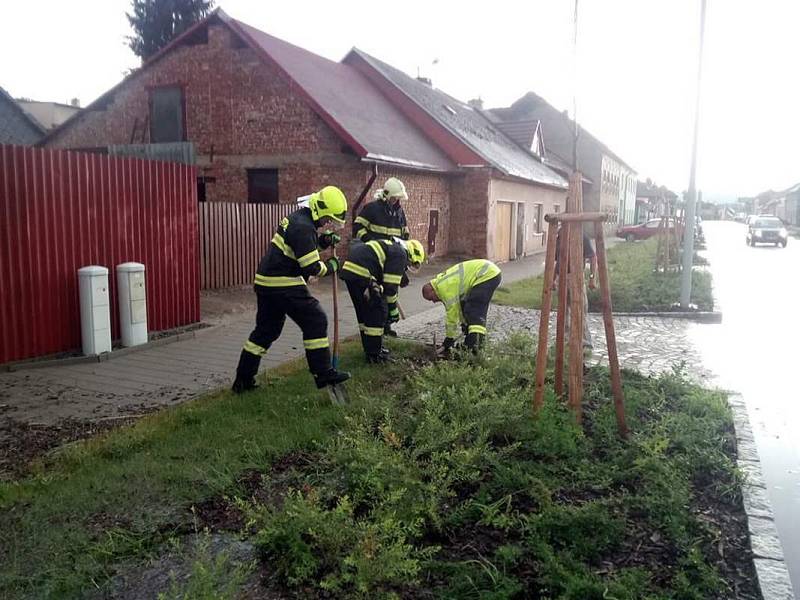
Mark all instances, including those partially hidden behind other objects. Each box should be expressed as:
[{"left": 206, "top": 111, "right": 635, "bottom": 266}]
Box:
[
  {"left": 468, "top": 98, "right": 483, "bottom": 110},
  {"left": 416, "top": 76, "right": 432, "bottom": 87},
  {"left": 70, "top": 98, "right": 81, "bottom": 107}
]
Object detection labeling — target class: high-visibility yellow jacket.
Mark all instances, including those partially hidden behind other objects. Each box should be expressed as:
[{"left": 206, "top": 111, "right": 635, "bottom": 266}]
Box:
[{"left": 430, "top": 259, "right": 501, "bottom": 337}]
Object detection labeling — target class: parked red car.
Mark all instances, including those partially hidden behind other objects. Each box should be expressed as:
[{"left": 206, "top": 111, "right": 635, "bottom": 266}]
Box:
[{"left": 616, "top": 218, "right": 681, "bottom": 242}]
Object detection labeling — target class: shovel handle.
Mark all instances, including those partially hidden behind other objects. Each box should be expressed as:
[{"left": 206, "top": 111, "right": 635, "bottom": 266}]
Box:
[{"left": 331, "top": 245, "right": 340, "bottom": 368}]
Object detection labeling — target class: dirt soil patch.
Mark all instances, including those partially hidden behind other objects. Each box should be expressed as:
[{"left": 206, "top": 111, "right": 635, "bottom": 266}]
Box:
[{"left": 0, "top": 413, "right": 153, "bottom": 480}]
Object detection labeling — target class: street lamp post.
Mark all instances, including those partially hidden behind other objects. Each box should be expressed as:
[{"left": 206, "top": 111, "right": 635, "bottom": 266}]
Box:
[{"left": 680, "top": 0, "right": 707, "bottom": 308}]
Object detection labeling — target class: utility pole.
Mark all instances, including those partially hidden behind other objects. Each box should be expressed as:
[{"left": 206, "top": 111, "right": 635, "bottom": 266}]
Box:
[{"left": 680, "top": 0, "right": 707, "bottom": 308}]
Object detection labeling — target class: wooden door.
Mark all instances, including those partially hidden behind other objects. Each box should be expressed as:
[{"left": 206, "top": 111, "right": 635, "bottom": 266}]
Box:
[
  {"left": 493, "top": 202, "right": 513, "bottom": 262},
  {"left": 427, "top": 210, "right": 439, "bottom": 256}
]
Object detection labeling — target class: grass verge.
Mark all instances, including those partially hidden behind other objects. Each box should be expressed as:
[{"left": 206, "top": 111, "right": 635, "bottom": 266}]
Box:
[
  {"left": 1, "top": 336, "right": 757, "bottom": 599},
  {"left": 0, "top": 341, "right": 426, "bottom": 599},
  {"left": 493, "top": 239, "right": 714, "bottom": 312}
]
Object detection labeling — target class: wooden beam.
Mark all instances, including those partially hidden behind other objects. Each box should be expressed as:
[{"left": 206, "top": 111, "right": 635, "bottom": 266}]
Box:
[
  {"left": 594, "top": 221, "right": 629, "bottom": 439},
  {"left": 554, "top": 222, "right": 569, "bottom": 398},
  {"left": 533, "top": 219, "right": 559, "bottom": 414},
  {"left": 545, "top": 212, "right": 608, "bottom": 223}
]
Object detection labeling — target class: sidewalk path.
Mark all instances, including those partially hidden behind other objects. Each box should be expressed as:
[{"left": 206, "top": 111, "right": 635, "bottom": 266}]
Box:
[
  {"left": 395, "top": 304, "right": 712, "bottom": 383},
  {"left": 0, "top": 254, "right": 551, "bottom": 426}
]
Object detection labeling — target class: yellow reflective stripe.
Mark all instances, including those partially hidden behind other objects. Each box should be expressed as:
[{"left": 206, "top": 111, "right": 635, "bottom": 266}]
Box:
[
  {"left": 355, "top": 216, "right": 402, "bottom": 237},
  {"left": 356, "top": 228, "right": 368, "bottom": 239},
  {"left": 366, "top": 240, "right": 386, "bottom": 266},
  {"left": 243, "top": 340, "right": 267, "bottom": 356},
  {"left": 303, "top": 337, "right": 329, "bottom": 350},
  {"left": 362, "top": 326, "right": 384, "bottom": 336},
  {"left": 371, "top": 224, "right": 402, "bottom": 236},
  {"left": 389, "top": 307, "right": 400, "bottom": 316},
  {"left": 297, "top": 249, "right": 320, "bottom": 268},
  {"left": 254, "top": 274, "right": 306, "bottom": 287},
  {"left": 468, "top": 325, "right": 487, "bottom": 335},
  {"left": 342, "top": 262, "right": 371, "bottom": 278},
  {"left": 383, "top": 273, "right": 402, "bottom": 285},
  {"left": 386, "top": 294, "right": 398, "bottom": 303},
  {"left": 271, "top": 233, "right": 296, "bottom": 259},
  {"left": 318, "top": 262, "right": 328, "bottom": 277}
]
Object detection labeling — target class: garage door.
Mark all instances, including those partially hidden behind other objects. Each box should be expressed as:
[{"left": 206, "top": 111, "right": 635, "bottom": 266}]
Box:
[{"left": 493, "top": 201, "right": 513, "bottom": 262}]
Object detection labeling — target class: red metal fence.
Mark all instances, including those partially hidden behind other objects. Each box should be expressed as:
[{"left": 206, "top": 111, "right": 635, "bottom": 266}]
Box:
[
  {"left": 199, "top": 202, "right": 294, "bottom": 289},
  {"left": 0, "top": 145, "right": 199, "bottom": 365}
]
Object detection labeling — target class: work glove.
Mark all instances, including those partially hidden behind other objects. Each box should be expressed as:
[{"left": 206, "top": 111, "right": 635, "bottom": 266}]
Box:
[
  {"left": 442, "top": 337, "right": 455, "bottom": 350},
  {"left": 319, "top": 231, "right": 341, "bottom": 249},
  {"left": 400, "top": 272, "right": 410, "bottom": 288},
  {"left": 363, "top": 281, "right": 383, "bottom": 303},
  {"left": 324, "top": 257, "right": 340, "bottom": 274}
]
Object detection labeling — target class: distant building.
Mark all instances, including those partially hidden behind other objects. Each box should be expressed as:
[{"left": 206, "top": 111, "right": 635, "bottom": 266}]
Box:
[
  {"left": 635, "top": 179, "right": 678, "bottom": 223},
  {"left": 487, "top": 92, "right": 637, "bottom": 227},
  {"left": 0, "top": 86, "right": 45, "bottom": 145},
  {"left": 16, "top": 98, "right": 80, "bottom": 131}
]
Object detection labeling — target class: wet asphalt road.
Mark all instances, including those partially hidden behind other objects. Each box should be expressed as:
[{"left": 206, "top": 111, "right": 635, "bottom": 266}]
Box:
[{"left": 690, "top": 220, "right": 800, "bottom": 592}]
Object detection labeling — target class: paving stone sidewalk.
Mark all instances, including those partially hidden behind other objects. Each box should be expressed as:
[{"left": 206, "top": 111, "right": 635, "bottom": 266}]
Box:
[{"left": 394, "top": 304, "right": 714, "bottom": 383}]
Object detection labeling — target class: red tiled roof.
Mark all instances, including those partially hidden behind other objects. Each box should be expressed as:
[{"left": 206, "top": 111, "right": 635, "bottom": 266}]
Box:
[{"left": 224, "top": 14, "right": 454, "bottom": 172}]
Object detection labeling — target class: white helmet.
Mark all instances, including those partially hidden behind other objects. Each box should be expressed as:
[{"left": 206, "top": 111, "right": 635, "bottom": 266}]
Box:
[{"left": 382, "top": 177, "right": 408, "bottom": 201}]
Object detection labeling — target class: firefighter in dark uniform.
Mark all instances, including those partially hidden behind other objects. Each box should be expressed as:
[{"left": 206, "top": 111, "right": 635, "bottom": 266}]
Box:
[
  {"left": 232, "top": 186, "right": 350, "bottom": 394},
  {"left": 352, "top": 177, "right": 411, "bottom": 337},
  {"left": 340, "top": 238, "right": 425, "bottom": 362}
]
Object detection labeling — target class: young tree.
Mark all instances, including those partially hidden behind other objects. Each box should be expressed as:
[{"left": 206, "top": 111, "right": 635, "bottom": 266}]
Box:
[{"left": 127, "top": 0, "right": 215, "bottom": 61}]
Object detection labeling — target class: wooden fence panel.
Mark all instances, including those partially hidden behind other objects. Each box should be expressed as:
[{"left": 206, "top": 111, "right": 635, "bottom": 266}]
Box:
[{"left": 198, "top": 202, "right": 295, "bottom": 290}]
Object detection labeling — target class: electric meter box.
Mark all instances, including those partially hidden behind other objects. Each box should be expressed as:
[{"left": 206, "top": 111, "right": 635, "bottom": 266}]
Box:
[
  {"left": 78, "top": 265, "right": 112, "bottom": 355},
  {"left": 116, "top": 262, "right": 148, "bottom": 347}
]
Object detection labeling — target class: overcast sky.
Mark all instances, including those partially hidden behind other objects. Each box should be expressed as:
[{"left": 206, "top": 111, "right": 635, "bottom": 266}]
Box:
[{"left": 2, "top": 1, "right": 798, "bottom": 200}]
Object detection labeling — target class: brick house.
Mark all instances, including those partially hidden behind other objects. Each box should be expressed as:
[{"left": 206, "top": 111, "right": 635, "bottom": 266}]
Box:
[
  {"left": 44, "top": 9, "right": 567, "bottom": 263},
  {"left": 488, "top": 92, "right": 637, "bottom": 227},
  {"left": 0, "top": 85, "right": 45, "bottom": 145}
]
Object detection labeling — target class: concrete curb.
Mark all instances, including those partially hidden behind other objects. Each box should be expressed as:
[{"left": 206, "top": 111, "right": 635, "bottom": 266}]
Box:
[
  {"left": 0, "top": 326, "right": 210, "bottom": 372},
  {"left": 608, "top": 310, "right": 722, "bottom": 323},
  {"left": 728, "top": 393, "right": 795, "bottom": 599}
]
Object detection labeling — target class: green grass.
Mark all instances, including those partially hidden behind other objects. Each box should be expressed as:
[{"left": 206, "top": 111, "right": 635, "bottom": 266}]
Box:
[
  {"left": 245, "top": 335, "right": 747, "bottom": 598},
  {"left": 0, "top": 341, "right": 425, "bottom": 599},
  {"left": 1, "top": 336, "right": 750, "bottom": 598},
  {"left": 493, "top": 239, "right": 714, "bottom": 312}
]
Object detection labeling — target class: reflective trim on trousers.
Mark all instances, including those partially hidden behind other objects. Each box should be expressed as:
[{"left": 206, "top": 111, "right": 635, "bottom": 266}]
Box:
[
  {"left": 303, "top": 337, "right": 330, "bottom": 350},
  {"left": 243, "top": 340, "right": 267, "bottom": 356}
]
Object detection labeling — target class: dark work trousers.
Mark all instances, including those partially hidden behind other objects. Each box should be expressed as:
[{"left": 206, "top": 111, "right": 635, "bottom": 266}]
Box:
[
  {"left": 235, "top": 286, "right": 330, "bottom": 383},
  {"left": 345, "top": 278, "right": 387, "bottom": 357},
  {"left": 461, "top": 273, "right": 502, "bottom": 349}
]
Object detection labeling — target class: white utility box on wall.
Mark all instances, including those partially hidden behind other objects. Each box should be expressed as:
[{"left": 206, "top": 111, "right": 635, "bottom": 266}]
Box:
[
  {"left": 117, "top": 262, "right": 148, "bottom": 347},
  {"left": 78, "top": 265, "right": 112, "bottom": 355}
]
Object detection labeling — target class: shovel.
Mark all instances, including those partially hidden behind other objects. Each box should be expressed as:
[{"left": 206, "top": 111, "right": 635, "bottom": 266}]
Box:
[{"left": 327, "top": 243, "right": 348, "bottom": 406}]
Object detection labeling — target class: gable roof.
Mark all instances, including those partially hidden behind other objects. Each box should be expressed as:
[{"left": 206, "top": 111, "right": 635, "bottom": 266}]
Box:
[
  {"left": 344, "top": 49, "right": 567, "bottom": 189},
  {"left": 44, "top": 10, "right": 453, "bottom": 172},
  {"left": 488, "top": 92, "right": 635, "bottom": 173},
  {"left": 493, "top": 119, "right": 542, "bottom": 155},
  {"left": 224, "top": 14, "right": 452, "bottom": 172},
  {"left": 0, "top": 86, "right": 45, "bottom": 145}
]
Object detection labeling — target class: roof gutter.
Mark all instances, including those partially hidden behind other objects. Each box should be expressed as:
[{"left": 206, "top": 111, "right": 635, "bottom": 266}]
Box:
[{"left": 361, "top": 153, "right": 452, "bottom": 173}]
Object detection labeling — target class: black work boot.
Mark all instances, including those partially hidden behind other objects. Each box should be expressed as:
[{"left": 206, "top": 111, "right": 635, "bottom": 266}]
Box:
[
  {"left": 366, "top": 353, "right": 389, "bottom": 364},
  {"left": 231, "top": 377, "right": 258, "bottom": 394},
  {"left": 314, "top": 369, "right": 351, "bottom": 389},
  {"left": 384, "top": 324, "right": 398, "bottom": 338}
]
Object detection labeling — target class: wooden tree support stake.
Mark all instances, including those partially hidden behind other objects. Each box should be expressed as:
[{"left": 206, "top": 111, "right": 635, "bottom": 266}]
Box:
[
  {"left": 533, "top": 220, "right": 559, "bottom": 413},
  {"left": 594, "top": 221, "right": 629, "bottom": 438},
  {"left": 532, "top": 171, "right": 628, "bottom": 438}
]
